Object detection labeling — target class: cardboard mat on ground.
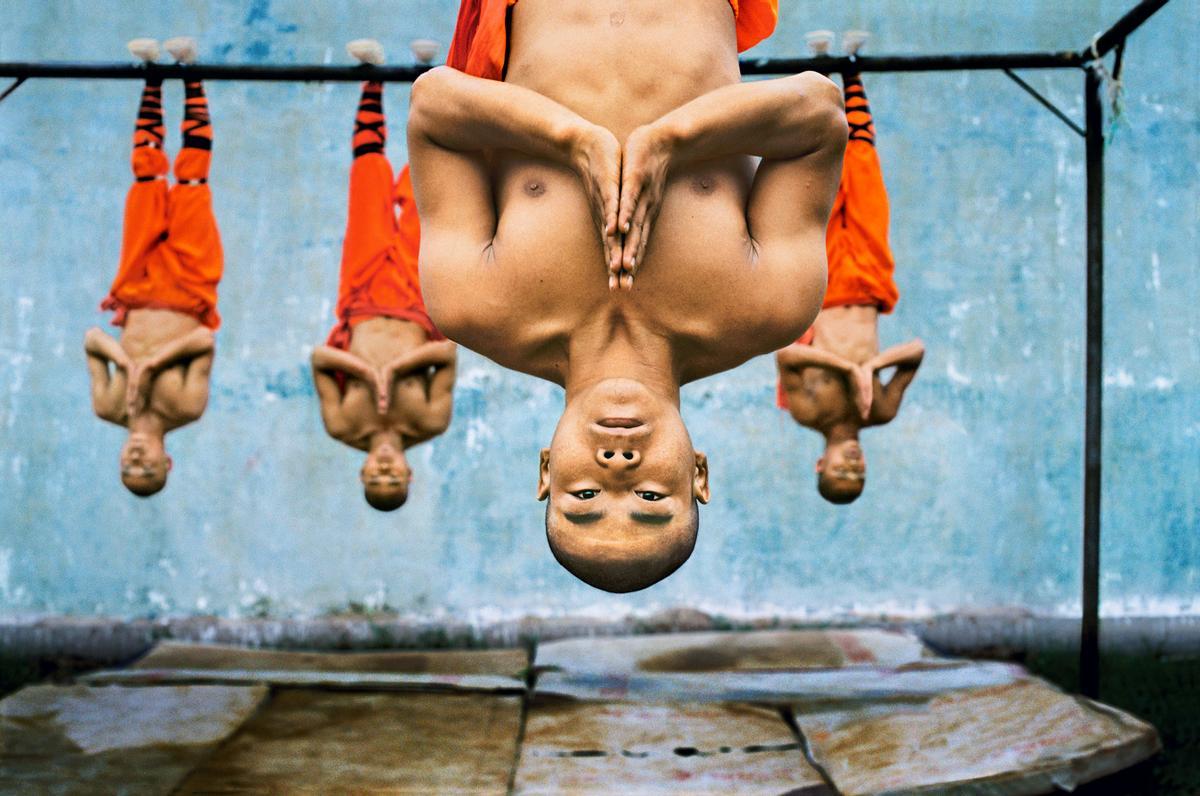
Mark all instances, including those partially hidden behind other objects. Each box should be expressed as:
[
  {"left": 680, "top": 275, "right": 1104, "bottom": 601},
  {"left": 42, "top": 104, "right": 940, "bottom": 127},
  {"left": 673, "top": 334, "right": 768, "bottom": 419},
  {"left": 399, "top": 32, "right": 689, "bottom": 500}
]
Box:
[
  {"left": 793, "top": 677, "right": 1161, "bottom": 795},
  {"left": 513, "top": 698, "right": 832, "bottom": 795},
  {"left": 176, "top": 690, "right": 522, "bottom": 795},
  {"left": 0, "top": 684, "right": 266, "bottom": 794},
  {"left": 83, "top": 640, "right": 528, "bottom": 692},
  {"left": 534, "top": 629, "right": 1023, "bottom": 705}
]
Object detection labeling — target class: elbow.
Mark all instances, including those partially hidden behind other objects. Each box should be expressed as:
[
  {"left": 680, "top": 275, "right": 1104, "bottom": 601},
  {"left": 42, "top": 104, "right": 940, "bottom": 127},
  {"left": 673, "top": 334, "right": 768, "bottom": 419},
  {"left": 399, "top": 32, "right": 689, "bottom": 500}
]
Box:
[
  {"left": 409, "top": 66, "right": 457, "bottom": 136},
  {"left": 791, "top": 72, "right": 847, "bottom": 148}
]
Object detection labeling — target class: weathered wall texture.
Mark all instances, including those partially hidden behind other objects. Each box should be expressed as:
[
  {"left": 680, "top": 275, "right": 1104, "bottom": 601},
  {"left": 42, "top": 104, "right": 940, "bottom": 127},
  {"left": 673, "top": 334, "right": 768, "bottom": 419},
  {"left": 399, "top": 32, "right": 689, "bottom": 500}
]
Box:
[{"left": 0, "top": 1, "right": 1196, "bottom": 621}]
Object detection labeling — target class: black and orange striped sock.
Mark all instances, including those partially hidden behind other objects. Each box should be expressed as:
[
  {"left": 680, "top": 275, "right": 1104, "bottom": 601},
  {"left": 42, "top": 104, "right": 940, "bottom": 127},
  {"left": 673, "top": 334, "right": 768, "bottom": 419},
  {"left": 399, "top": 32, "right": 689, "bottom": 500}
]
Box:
[
  {"left": 352, "top": 81, "right": 386, "bottom": 158},
  {"left": 843, "top": 73, "right": 875, "bottom": 146},
  {"left": 181, "top": 80, "right": 213, "bottom": 151},
  {"left": 133, "top": 79, "right": 165, "bottom": 150}
]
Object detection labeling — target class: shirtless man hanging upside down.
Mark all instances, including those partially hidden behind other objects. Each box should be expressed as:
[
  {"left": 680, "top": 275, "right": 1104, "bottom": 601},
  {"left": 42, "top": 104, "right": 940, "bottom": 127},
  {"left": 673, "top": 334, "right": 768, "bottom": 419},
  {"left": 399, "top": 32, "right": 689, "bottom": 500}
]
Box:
[
  {"left": 311, "top": 41, "right": 457, "bottom": 512},
  {"left": 775, "top": 41, "right": 924, "bottom": 505},
  {"left": 409, "top": 0, "right": 845, "bottom": 591},
  {"left": 85, "top": 38, "right": 221, "bottom": 497}
]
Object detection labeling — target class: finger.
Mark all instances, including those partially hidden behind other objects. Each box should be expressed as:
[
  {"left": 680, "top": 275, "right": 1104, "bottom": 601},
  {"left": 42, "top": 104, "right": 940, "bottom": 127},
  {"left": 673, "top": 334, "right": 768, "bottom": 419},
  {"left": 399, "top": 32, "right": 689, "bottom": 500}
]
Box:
[
  {"left": 618, "top": 180, "right": 640, "bottom": 237},
  {"left": 624, "top": 199, "right": 651, "bottom": 274},
  {"left": 604, "top": 181, "right": 620, "bottom": 238},
  {"left": 620, "top": 271, "right": 633, "bottom": 290}
]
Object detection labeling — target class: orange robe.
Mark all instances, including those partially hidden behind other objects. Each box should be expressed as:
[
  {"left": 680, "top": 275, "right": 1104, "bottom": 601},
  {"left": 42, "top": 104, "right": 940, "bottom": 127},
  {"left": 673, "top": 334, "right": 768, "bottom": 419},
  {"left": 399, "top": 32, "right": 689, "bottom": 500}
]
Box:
[
  {"left": 325, "top": 155, "right": 444, "bottom": 350},
  {"left": 103, "top": 146, "right": 223, "bottom": 329}
]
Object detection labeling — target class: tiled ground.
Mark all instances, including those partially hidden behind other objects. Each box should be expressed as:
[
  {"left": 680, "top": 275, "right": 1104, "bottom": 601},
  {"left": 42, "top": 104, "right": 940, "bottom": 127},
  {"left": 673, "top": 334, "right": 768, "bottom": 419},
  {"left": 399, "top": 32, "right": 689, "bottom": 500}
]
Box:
[{"left": 0, "top": 630, "right": 1160, "bottom": 794}]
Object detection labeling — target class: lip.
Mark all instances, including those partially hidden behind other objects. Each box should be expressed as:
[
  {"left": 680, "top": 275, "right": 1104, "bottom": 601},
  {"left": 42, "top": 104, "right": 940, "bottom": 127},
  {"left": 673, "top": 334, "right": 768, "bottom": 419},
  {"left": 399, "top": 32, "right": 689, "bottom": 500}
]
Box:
[{"left": 597, "top": 417, "right": 644, "bottom": 429}]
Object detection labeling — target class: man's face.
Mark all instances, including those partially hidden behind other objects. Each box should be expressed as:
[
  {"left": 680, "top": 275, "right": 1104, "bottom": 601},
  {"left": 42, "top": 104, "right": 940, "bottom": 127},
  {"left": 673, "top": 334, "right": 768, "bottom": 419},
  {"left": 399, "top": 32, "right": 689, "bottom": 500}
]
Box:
[
  {"left": 816, "top": 438, "right": 865, "bottom": 502},
  {"left": 120, "top": 432, "right": 170, "bottom": 496},
  {"left": 361, "top": 440, "right": 411, "bottom": 511},
  {"left": 539, "top": 379, "right": 709, "bottom": 592}
]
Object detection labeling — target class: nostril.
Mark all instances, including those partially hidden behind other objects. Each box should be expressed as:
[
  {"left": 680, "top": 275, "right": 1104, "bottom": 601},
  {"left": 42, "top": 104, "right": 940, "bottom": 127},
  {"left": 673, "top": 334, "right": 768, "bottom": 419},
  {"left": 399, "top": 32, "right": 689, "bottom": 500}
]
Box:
[
  {"left": 603, "top": 451, "right": 614, "bottom": 459},
  {"left": 622, "top": 451, "right": 633, "bottom": 460}
]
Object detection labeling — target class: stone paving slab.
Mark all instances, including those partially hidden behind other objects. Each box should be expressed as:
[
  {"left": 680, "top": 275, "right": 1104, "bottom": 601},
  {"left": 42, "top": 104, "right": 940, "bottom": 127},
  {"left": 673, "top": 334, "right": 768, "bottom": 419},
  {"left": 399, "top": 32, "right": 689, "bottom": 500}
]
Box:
[
  {"left": 536, "top": 660, "right": 1026, "bottom": 706},
  {"left": 0, "top": 684, "right": 267, "bottom": 795},
  {"left": 83, "top": 640, "right": 528, "bottom": 692},
  {"left": 177, "top": 690, "right": 523, "bottom": 794},
  {"left": 536, "top": 629, "right": 934, "bottom": 676},
  {"left": 793, "top": 678, "right": 1161, "bottom": 795},
  {"left": 513, "top": 698, "right": 832, "bottom": 795}
]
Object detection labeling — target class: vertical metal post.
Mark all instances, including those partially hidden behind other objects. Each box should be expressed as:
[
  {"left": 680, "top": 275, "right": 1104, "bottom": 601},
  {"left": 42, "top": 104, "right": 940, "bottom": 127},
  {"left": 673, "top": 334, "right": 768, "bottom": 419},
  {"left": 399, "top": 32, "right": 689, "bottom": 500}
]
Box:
[{"left": 1080, "top": 64, "right": 1104, "bottom": 699}]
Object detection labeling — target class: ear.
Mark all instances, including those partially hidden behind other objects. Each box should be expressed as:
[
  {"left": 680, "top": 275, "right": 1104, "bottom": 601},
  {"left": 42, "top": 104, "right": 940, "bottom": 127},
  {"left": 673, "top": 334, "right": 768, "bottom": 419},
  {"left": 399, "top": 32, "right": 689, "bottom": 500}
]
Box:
[
  {"left": 536, "top": 447, "right": 551, "bottom": 501},
  {"left": 814, "top": 456, "right": 825, "bottom": 474},
  {"left": 165, "top": 455, "right": 174, "bottom": 472},
  {"left": 692, "top": 451, "right": 711, "bottom": 504}
]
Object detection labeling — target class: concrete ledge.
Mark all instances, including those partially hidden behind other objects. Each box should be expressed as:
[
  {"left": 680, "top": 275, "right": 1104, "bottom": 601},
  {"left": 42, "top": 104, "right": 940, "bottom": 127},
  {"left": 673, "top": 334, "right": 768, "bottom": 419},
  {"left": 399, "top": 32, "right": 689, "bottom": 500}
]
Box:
[{"left": 2, "top": 610, "right": 1199, "bottom": 671}]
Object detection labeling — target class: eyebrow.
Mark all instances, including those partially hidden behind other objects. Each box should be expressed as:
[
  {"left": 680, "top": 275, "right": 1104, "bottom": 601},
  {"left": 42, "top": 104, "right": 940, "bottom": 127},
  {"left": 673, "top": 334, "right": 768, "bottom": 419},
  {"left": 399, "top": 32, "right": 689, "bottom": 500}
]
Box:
[
  {"left": 630, "top": 511, "right": 675, "bottom": 526},
  {"left": 563, "top": 511, "right": 605, "bottom": 525}
]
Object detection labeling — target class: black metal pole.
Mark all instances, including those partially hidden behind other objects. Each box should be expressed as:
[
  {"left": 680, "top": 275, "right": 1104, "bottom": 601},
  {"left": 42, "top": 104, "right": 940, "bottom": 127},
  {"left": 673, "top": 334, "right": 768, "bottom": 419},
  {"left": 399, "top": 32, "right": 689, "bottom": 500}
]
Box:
[
  {"left": 1081, "top": 65, "right": 1104, "bottom": 700},
  {"left": 0, "top": 51, "right": 1085, "bottom": 84},
  {"left": 1087, "top": 0, "right": 1170, "bottom": 60}
]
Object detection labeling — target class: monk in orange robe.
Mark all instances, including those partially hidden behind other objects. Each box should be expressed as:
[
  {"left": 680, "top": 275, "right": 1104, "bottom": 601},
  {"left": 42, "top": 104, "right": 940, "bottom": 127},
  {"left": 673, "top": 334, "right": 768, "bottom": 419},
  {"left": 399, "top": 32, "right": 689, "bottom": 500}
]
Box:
[
  {"left": 776, "top": 68, "right": 925, "bottom": 504},
  {"left": 85, "top": 72, "right": 222, "bottom": 497},
  {"left": 310, "top": 66, "right": 456, "bottom": 512}
]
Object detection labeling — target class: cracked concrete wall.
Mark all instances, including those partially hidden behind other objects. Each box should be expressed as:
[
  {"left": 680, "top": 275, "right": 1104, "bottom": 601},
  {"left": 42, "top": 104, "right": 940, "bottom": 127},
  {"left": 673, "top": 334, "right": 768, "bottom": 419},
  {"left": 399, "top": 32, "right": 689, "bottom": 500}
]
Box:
[{"left": 0, "top": 1, "right": 1196, "bottom": 621}]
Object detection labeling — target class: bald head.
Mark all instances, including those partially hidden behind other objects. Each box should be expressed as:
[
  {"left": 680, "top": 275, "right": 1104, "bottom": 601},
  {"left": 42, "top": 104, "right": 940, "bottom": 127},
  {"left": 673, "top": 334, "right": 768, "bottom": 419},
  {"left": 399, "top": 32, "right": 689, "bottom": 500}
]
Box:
[
  {"left": 546, "top": 500, "right": 699, "bottom": 592},
  {"left": 817, "top": 472, "right": 863, "bottom": 504}
]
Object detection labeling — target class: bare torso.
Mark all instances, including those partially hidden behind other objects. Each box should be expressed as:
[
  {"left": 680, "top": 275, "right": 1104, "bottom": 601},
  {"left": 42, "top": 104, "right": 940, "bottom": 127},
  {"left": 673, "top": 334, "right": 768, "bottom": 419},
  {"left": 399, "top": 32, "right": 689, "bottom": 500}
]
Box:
[
  {"left": 114, "top": 308, "right": 210, "bottom": 431},
  {"left": 330, "top": 318, "right": 445, "bottom": 450},
  {"left": 810, "top": 305, "right": 879, "bottom": 364},
  {"left": 433, "top": 0, "right": 817, "bottom": 386}
]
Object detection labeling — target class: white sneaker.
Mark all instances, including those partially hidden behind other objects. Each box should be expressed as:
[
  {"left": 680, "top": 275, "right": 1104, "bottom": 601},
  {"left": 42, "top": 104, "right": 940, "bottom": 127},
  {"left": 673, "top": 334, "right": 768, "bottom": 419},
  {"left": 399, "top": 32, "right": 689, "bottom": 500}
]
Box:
[
  {"left": 347, "top": 39, "right": 386, "bottom": 66},
  {"left": 804, "top": 30, "right": 835, "bottom": 57},
  {"left": 410, "top": 38, "right": 440, "bottom": 65},
  {"left": 164, "top": 36, "right": 199, "bottom": 65},
  {"left": 127, "top": 38, "right": 160, "bottom": 63},
  {"left": 843, "top": 30, "right": 871, "bottom": 56}
]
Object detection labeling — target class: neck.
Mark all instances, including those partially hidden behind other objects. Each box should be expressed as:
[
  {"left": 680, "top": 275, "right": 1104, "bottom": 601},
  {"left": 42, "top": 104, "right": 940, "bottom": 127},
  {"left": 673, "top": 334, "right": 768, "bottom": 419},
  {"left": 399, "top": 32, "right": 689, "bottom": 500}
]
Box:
[
  {"left": 564, "top": 330, "right": 680, "bottom": 405},
  {"left": 824, "top": 422, "right": 860, "bottom": 445},
  {"left": 369, "top": 429, "right": 404, "bottom": 451},
  {"left": 128, "top": 412, "right": 165, "bottom": 438}
]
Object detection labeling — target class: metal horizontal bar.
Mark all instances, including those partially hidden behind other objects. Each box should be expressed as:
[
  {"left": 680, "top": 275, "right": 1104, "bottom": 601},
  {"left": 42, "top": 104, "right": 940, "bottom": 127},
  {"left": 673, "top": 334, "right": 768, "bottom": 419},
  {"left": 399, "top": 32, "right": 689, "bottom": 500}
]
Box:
[
  {"left": 1085, "top": 0, "right": 1170, "bottom": 60},
  {"left": 0, "top": 50, "right": 1086, "bottom": 85}
]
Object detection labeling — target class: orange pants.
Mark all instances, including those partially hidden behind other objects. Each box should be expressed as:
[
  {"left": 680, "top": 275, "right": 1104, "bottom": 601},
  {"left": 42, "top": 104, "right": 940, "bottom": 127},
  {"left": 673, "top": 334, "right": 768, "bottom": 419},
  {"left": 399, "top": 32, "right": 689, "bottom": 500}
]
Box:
[
  {"left": 325, "top": 154, "right": 444, "bottom": 350},
  {"left": 447, "top": 0, "right": 777, "bottom": 80},
  {"left": 103, "top": 82, "right": 222, "bottom": 329}
]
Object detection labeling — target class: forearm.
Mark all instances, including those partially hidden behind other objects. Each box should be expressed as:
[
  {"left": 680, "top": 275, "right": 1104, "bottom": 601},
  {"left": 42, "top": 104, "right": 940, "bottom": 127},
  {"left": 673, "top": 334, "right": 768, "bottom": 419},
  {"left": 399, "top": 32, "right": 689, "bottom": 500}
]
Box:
[
  {"left": 146, "top": 328, "right": 215, "bottom": 371},
  {"left": 311, "top": 346, "right": 375, "bottom": 384},
  {"left": 869, "top": 340, "right": 926, "bottom": 372},
  {"left": 409, "top": 67, "right": 590, "bottom": 169},
  {"left": 777, "top": 344, "right": 855, "bottom": 375},
  {"left": 84, "top": 327, "right": 131, "bottom": 368},
  {"left": 385, "top": 341, "right": 457, "bottom": 378},
  {"left": 653, "top": 73, "right": 845, "bottom": 165}
]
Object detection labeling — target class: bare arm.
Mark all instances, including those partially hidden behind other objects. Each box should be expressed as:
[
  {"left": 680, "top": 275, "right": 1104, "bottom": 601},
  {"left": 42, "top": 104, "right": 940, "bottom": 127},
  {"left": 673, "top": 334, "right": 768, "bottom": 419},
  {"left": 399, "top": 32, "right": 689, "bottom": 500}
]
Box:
[
  {"left": 310, "top": 347, "right": 373, "bottom": 442},
  {"left": 776, "top": 343, "right": 872, "bottom": 419},
  {"left": 126, "top": 327, "right": 216, "bottom": 415},
  {"left": 380, "top": 340, "right": 458, "bottom": 413},
  {"left": 867, "top": 339, "right": 925, "bottom": 424},
  {"left": 412, "top": 349, "right": 457, "bottom": 439},
  {"left": 618, "top": 72, "right": 846, "bottom": 279},
  {"left": 167, "top": 350, "right": 214, "bottom": 423},
  {"left": 407, "top": 66, "right": 622, "bottom": 295},
  {"left": 84, "top": 327, "right": 130, "bottom": 425}
]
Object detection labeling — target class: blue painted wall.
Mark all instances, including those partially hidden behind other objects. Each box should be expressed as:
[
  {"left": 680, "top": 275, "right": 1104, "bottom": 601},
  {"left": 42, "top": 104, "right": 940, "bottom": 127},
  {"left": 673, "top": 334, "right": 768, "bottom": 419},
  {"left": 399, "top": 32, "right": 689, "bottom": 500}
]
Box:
[{"left": 1, "top": 1, "right": 1196, "bottom": 620}]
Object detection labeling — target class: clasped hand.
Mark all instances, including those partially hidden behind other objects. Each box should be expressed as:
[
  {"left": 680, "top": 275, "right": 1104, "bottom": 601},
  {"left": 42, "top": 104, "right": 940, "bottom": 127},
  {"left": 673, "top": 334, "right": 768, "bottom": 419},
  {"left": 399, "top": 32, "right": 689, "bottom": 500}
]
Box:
[{"left": 573, "top": 122, "right": 672, "bottom": 291}]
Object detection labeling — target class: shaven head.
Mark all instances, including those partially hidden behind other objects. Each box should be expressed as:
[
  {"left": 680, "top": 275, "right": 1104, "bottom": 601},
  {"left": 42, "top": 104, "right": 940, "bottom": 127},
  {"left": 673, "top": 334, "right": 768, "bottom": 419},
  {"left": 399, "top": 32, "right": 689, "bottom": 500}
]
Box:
[
  {"left": 361, "top": 437, "right": 411, "bottom": 511},
  {"left": 815, "top": 437, "right": 865, "bottom": 504},
  {"left": 538, "top": 378, "right": 710, "bottom": 592},
  {"left": 120, "top": 432, "right": 171, "bottom": 497}
]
